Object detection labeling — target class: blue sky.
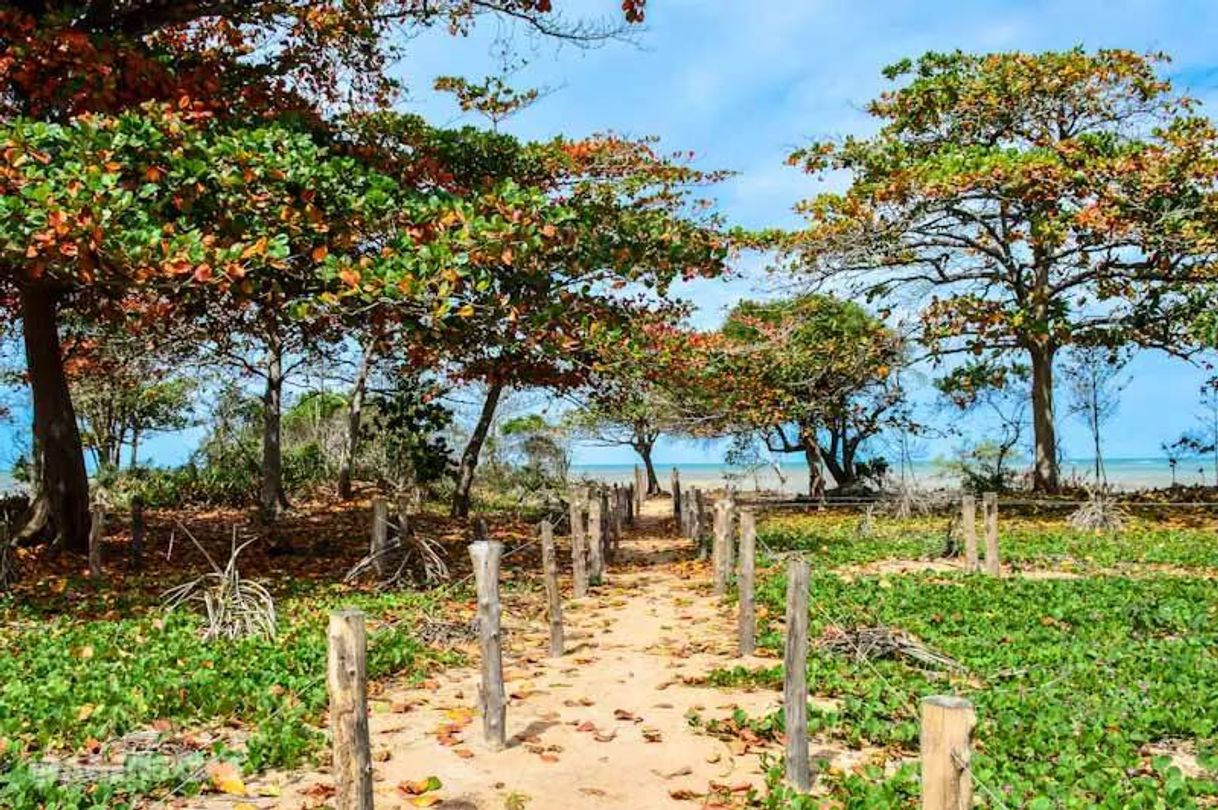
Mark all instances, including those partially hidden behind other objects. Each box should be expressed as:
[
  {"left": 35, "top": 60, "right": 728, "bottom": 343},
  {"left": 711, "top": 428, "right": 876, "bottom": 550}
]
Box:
[{"left": 4, "top": 1, "right": 1216, "bottom": 471}]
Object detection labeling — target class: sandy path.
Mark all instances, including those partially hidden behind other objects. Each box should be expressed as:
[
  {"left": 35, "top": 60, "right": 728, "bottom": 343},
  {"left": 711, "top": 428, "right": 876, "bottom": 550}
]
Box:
[{"left": 193, "top": 499, "right": 789, "bottom": 810}]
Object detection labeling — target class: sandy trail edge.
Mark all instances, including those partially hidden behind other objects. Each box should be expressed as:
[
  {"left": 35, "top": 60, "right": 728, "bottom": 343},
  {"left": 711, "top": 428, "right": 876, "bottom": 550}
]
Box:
[{"left": 189, "top": 498, "right": 792, "bottom": 810}]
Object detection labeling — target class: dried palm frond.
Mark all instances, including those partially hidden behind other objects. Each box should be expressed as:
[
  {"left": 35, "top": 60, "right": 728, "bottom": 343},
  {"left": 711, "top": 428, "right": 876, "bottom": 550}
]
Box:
[
  {"left": 1068, "top": 489, "right": 1126, "bottom": 532},
  {"left": 162, "top": 524, "right": 276, "bottom": 641},
  {"left": 818, "top": 625, "right": 963, "bottom": 672},
  {"left": 345, "top": 517, "right": 450, "bottom": 589}
]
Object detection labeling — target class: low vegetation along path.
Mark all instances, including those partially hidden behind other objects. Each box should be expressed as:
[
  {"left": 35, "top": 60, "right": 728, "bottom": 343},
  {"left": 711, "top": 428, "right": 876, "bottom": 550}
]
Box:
[{"left": 205, "top": 498, "right": 780, "bottom": 810}]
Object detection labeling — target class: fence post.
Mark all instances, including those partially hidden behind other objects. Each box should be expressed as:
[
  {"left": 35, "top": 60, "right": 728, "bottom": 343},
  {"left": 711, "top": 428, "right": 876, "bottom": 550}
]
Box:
[
  {"left": 635, "top": 464, "right": 647, "bottom": 509},
  {"left": 920, "top": 695, "right": 975, "bottom": 810},
  {"left": 738, "top": 509, "right": 756, "bottom": 656},
  {"left": 569, "top": 490, "right": 588, "bottom": 598},
  {"left": 327, "top": 609, "right": 373, "bottom": 810},
  {"left": 540, "top": 520, "right": 564, "bottom": 658},
  {"left": 587, "top": 492, "right": 605, "bottom": 585},
  {"left": 712, "top": 498, "right": 731, "bottom": 596},
  {"left": 783, "top": 558, "right": 811, "bottom": 791},
  {"left": 624, "top": 483, "right": 635, "bottom": 526},
  {"left": 983, "top": 492, "right": 1000, "bottom": 576},
  {"left": 469, "top": 540, "right": 507, "bottom": 749},
  {"left": 88, "top": 505, "right": 105, "bottom": 578},
  {"left": 671, "top": 468, "right": 682, "bottom": 521},
  {"left": 128, "top": 496, "right": 144, "bottom": 572},
  {"left": 694, "top": 489, "right": 709, "bottom": 560},
  {"left": 370, "top": 497, "right": 389, "bottom": 579},
  {"left": 961, "top": 495, "right": 978, "bottom": 572}
]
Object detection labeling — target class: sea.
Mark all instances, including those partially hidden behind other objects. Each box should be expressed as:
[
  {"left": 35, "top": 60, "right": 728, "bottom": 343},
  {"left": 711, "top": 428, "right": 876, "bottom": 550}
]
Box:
[{"left": 571, "top": 457, "right": 1218, "bottom": 494}]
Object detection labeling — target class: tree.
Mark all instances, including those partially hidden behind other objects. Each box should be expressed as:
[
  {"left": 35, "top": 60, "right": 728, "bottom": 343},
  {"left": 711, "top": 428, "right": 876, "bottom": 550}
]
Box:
[
  {"left": 1166, "top": 381, "right": 1218, "bottom": 485},
  {"left": 0, "top": 0, "right": 647, "bottom": 549},
  {"left": 936, "top": 361, "right": 1030, "bottom": 493},
  {"left": 665, "top": 294, "right": 905, "bottom": 497},
  {"left": 786, "top": 49, "right": 1218, "bottom": 493},
  {"left": 1062, "top": 345, "right": 1129, "bottom": 485},
  {"left": 565, "top": 383, "right": 674, "bottom": 494}
]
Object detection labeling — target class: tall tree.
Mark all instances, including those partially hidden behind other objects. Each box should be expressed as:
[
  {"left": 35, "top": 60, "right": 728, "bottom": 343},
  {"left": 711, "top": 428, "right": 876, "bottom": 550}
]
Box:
[
  {"left": 0, "top": 0, "right": 646, "bottom": 548},
  {"left": 662, "top": 294, "right": 905, "bottom": 497},
  {"left": 786, "top": 49, "right": 1218, "bottom": 492}
]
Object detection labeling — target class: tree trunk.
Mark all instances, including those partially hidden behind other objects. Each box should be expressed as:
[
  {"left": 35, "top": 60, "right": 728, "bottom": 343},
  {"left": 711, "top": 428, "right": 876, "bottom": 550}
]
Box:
[
  {"left": 15, "top": 285, "right": 92, "bottom": 551},
  {"left": 1029, "top": 343, "right": 1060, "bottom": 493},
  {"left": 799, "top": 425, "right": 825, "bottom": 500},
  {"left": 337, "top": 340, "right": 375, "bottom": 501},
  {"left": 633, "top": 435, "right": 661, "bottom": 495},
  {"left": 451, "top": 383, "right": 504, "bottom": 518},
  {"left": 260, "top": 339, "right": 286, "bottom": 521}
]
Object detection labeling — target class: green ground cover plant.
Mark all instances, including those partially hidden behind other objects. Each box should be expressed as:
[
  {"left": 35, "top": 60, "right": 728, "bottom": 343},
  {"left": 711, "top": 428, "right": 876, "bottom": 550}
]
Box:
[
  {"left": 0, "top": 584, "right": 460, "bottom": 808},
  {"left": 721, "top": 514, "right": 1218, "bottom": 807}
]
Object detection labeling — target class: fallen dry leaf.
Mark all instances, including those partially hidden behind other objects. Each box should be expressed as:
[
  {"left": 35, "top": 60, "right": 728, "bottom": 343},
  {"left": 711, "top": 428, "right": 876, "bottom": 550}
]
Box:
[{"left": 205, "top": 760, "right": 246, "bottom": 796}]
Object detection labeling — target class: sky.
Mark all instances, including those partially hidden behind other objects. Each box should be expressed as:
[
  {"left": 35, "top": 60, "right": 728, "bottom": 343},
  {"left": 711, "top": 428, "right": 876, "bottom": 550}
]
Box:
[
  {"left": 4, "top": 0, "right": 1217, "bottom": 472},
  {"left": 387, "top": 0, "right": 1218, "bottom": 467}
]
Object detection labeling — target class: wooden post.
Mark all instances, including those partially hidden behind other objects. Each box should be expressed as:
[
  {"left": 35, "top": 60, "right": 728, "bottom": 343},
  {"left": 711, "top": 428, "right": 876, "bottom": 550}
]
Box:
[
  {"left": 587, "top": 492, "right": 605, "bottom": 585},
  {"left": 983, "top": 492, "right": 1000, "bottom": 576},
  {"left": 327, "top": 609, "right": 373, "bottom": 810},
  {"left": 738, "top": 509, "right": 756, "bottom": 656},
  {"left": 610, "top": 485, "right": 623, "bottom": 559},
  {"left": 396, "top": 492, "right": 411, "bottom": 545},
  {"left": 696, "top": 489, "right": 710, "bottom": 560},
  {"left": 961, "top": 495, "right": 978, "bottom": 572},
  {"left": 569, "top": 491, "right": 588, "bottom": 598},
  {"left": 469, "top": 540, "right": 507, "bottom": 749},
  {"left": 88, "top": 505, "right": 105, "bottom": 577},
  {"left": 712, "top": 498, "right": 730, "bottom": 596},
  {"left": 634, "top": 464, "right": 646, "bottom": 510},
  {"left": 920, "top": 696, "right": 975, "bottom": 810},
  {"left": 671, "top": 468, "right": 682, "bottom": 521},
  {"left": 540, "top": 520, "right": 564, "bottom": 657},
  {"left": 783, "top": 558, "right": 810, "bottom": 791},
  {"left": 370, "top": 497, "right": 389, "bottom": 578},
  {"left": 128, "top": 496, "right": 144, "bottom": 572},
  {"left": 624, "top": 483, "right": 635, "bottom": 526}
]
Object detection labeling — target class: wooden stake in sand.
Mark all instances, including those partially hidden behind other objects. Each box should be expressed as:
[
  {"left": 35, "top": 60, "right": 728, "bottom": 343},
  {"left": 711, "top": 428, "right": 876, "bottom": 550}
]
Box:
[
  {"left": 540, "top": 520, "right": 564, "bottom": 657},
  {"left": 370, "top": 496, "right": 389, "bottom": 579},
  {"left": 469, "top": 540, "right": 507, "bottom": 749},
  {"left": 712, "top": 498, "right": 732, "bottom": 596},
  {"left": 920, "top": 695, "right": 975, "bottom": 810},
  {"left": 982, "top": 492, "right": 1000, "bottom": 576},
  {"left": 783, "top": 558, "right": 810, "bottom": 791},
  {"left": 634, "top": 464, "right": 647, "bottom": 510},
  {"left": 88, "top": 504, "right": 105, "bottom": 578},
  {"left": 587, "top": 492, "right": 605, "bottom": 585},
  {"left": 327, "top": 609, "right": 373, "bottom": 810},
  {"left": 569, "top": 491, "right": 589, "bottom": 598},
  {"left": 737, "top": 509, "right": 756, "bottom": 656},
  {"left": 961, "top": 495, "right": 978, "bottom": 572},
  {"left": 671, "top": 467, "right": 682, "bottom": 521}
]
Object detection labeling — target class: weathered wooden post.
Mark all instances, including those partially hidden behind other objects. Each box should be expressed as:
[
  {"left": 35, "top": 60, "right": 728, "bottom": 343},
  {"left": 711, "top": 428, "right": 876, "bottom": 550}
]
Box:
[
  {"left": 783, "top": 558, "right": 810, "bottom": 791},
  {"left": 983, "top": 492, "right": 1000, "bottom": 576},
  {"left": 587, "top": 492, "right": 605, "bottom": 585},
  {"left": 961, "top": 495, "right": 978, "bottom": 572},
  {"left": 712, "top": 498, "right": 732, "bottom": 596},
  {"left": 128, "top": 496, "right": 145, "bottom": 572},
  {"left": 920, "top": 696, "right": 975, "bottom": 810},
  {"left": 694, "top": 489, "right": 709, "bottom": 560},
  {"left": 469, "top": 540, "right": 507, "bottom": 749},
  {"left": 634, "top": 464, "right": 646, "bottom": 511},
  {"left": 396, "top": 492, "right": 411, "bottom": 545},
  {"left": 569, "top": 490, "right": 589, "bottom": 598},
  {"left": 610, "top": 485, "right": 624, "bottom": 559},
  {"left": 540, "top": 520, "right": 564, "bottom": 657},
  {"left": 738, "top": 509, "right": 756, "bottom": 656},
  {"left": 88, "top": 504, "right": 105, "bottom": 578},
  {"left": 671, "top": 468, "right": 682, "bottom": 521},
  {"left": 624, "top": 483, "right": 635, "bottom": 526},
  {"left": 327, "top": 608, "right": 373, "bottom": 809},
  {"left": 370, "top": 496, "right": 389, "bottom": 578}
]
